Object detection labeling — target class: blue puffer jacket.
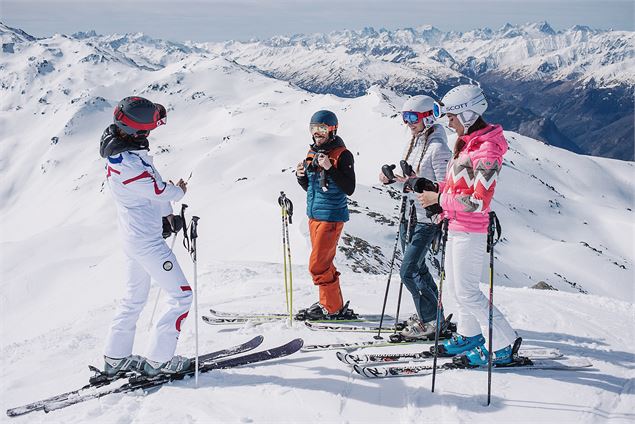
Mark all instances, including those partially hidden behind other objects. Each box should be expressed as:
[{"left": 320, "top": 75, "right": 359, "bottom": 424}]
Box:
[{"left": 305, "top": 138, "right": 350, "bottom": 222}]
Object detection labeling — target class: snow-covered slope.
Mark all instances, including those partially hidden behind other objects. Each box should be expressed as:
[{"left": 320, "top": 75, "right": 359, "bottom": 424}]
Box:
[{"left": 0, "top": 24, "right": 633, "bottom": 423}]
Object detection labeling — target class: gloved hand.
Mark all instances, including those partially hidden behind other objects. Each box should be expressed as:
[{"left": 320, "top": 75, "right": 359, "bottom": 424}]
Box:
[
  {"left": 404, "top": 177, "right": 438, "bottom": 193},
  {"left": 162, "top": 214, "right": 184, "bottom": 238}
]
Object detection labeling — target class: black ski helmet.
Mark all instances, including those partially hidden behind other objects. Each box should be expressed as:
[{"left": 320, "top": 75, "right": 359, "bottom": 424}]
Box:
[
  {"left": 113, "top": 96, "right": 167, "bottom": 138},
  {"left": 310, "top": 110, "right": 338, "bottom": 127},
  {"left": 310, "top": 110, "right": 338, "bottom": 139}
]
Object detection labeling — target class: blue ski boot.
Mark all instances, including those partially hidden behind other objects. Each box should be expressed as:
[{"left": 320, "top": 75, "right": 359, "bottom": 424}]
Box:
[
  {"left": 433, "top": 333, "right": 485, "bottom": 356},
  {"left": 455, "top": 344, "right": 513, "bottom": 367}
]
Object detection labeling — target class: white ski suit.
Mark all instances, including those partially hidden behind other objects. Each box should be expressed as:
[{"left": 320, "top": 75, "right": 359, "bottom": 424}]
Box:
[{"left": 103, "top": 148, "right": 191, "bottom": 363}]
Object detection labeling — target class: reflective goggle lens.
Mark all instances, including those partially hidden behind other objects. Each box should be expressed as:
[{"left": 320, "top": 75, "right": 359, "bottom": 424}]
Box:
[
  {"left": 310, "top": 123, "right": 335, "bottom": 135},
  {"left": 402, "top": 110, "right": 433, "bottom": 124},
  {"left": 433, "top": 102, "right": 445, "bottom": 119}
]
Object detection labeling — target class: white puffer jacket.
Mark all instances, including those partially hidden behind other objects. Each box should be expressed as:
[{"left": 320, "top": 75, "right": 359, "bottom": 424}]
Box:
[{"left": 401, "top": 123, "right": 451, "bottom": 223}]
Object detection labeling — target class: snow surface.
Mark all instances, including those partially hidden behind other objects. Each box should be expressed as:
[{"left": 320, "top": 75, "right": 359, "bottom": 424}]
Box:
[{"left": 0, "top": 24, "right": 634, "bottom": 423}]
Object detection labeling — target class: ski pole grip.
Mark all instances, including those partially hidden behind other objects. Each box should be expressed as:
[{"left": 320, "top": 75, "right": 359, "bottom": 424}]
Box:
[
  {"left": 190, "top": 216, "right": 200, "bottom": 240},
  {"left": 400, "top": 160, "right": 414, "bottom": 177},
  {"left": 381, "top": 164, "right": 396, "bottom": 184}
]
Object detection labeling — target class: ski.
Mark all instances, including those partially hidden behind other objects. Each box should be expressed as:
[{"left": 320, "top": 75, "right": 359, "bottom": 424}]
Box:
[
  {"left": 353, "top": 357, "right": 593, "bottom": 378},
  {"left": 88, "top": 334, "right": 264, "bottom": 386},
  {"left": 304, "top": 321, "right": 398, "bottom": 333},
  {"left": 40, "top": 338, "right": 303, "bottom": 414},
  {"left": 301, "top": 339, "right": 435, "bottom": 352},
  {"left": 208, "top": 307, "right": 393, "bottom": 322},
  {"left": 202, "top": 316, "right": 286, "bottom": 325},
  {"left": 337, "top": 347, "right": 563, "bottom": 366},
  {"left": 6, "top": 335, "right": 265, "bottom": 417}
]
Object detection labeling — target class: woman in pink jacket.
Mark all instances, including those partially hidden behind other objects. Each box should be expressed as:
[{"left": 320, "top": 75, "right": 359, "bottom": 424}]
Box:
[{"left": 418, "top": 85, "right": 517, "bottom": 366}]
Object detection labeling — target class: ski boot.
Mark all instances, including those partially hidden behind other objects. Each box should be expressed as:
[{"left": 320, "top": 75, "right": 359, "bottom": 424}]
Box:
[
  {"left": 396, "top": 317, "right": 436, "bottom": 341},
  {"left": 89, "top": 354, "right": 145, "bottom": 385},
  {"left": 395, "top": 313, "right": 419, "bottom": 331},
  {"left": 431, "top": 333, "right": 486, "bottom": 356},
  {"left": 452, "top": 344, "right": 513, "bottom": 368},
  {"left": 103, "top": 354, "right": 145, "bottom": 377},
  {"left": 294, "top": 300, "right": 359, "bottom": 321},
  {"left": 141, "top": 355, "right": 192, "bottom": 378},
  {"left": 452, "top": 337, "right": 530, "bottom": 368}
]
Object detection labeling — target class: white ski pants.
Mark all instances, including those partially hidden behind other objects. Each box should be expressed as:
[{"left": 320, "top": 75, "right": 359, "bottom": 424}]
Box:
[
  {"left": 104, "top": 240, "right": 192, "bottom": 362},
  {"left": 445, "top": 231, "right": 517, "bottom": 351}
]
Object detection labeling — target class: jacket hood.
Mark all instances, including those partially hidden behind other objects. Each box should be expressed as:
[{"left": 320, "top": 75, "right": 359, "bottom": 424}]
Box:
[{"left": 99, "top": 124, "right": 149, "bottom": 158}]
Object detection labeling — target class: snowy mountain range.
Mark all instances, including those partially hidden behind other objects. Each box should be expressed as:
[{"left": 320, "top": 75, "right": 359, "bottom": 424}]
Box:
[
  {"left": 0, "top": 21, "right": 633, "bottom": 423},
  {"left": 202, "top": 22, "right": 634, "bottom": 161}
]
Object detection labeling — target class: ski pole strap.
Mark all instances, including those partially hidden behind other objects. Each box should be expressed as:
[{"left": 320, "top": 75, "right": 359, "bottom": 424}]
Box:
[
  {"left": 181, "top": 203, "right": 190, "bottom": 252},
  {"left": 430, "top": 221, "right": 443, "bottom": 254},
  {"left": 278, "top": 192, "right": 294, "bottom": 224},
  {"left": 487, "top": 211, "right": 501, "bottom": 253},
  {"left": 189, "top": 216, "right": 200, "bottom": 261},
  {"left": 441, "top": 218, "right": 449, "bottom": 245}
]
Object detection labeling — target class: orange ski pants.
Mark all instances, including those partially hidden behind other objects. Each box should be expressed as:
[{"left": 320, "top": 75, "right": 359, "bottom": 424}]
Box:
[{"left": 308, "top": 219, "right": 344, "bottom": 314}]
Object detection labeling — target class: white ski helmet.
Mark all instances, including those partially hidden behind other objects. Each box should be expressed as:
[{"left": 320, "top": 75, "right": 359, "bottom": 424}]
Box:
[
  {"left": 401, "top": 95, "right": 436, "bottom": 128},
  {"left": 434, "top": 85, "right": 488, "bottom": 130}
]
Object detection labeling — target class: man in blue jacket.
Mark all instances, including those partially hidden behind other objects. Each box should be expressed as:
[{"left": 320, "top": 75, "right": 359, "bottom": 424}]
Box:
[{"left": 295, "top": 110, "right": 357, "bottom": 321}]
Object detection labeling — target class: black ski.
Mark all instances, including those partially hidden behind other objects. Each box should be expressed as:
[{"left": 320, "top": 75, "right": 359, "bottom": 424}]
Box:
[
  {"left": 7, "top": 335, "right": 265, "bottom": 417},
  {"left": 35, "top": 338, "right": 303, "bottom": 415}
]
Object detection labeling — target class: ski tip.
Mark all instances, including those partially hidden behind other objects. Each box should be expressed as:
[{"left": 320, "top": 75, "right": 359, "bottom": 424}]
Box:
[
  {"left": 352, "top": 364, "right": 365, "bottom": 376},
  {"left": 352, "top": 364, "right": 383, "bottom": 378},
  {"left": 335, "top": 351, "right": 350, "bottom": 365},
  {"left": 286, "top": 338, "right": 304, "bottom": 351}
]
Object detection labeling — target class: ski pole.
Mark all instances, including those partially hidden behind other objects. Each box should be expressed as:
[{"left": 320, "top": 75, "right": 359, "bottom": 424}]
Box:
[
  {"left": 431, "top": 218, "right": 449, "bottom": 393},
  {"left": 486, "top": 211, "right": 501, "bottom": 406},
  {"left": 393, "top": 200, "right": 416, "bottom": 333},
  {"left": 375, "top": 191, "right": 408, "bottom": 340},
  {"left": 278, "top": 192, "right": 294, "bottom": 324},
  {"left": 147, "top": 234, "right": 178, "bottom": 331},
  {"left": 188, "top": 215, "right": 200, "bottom": 387},
  {"left": 284, "top": 198, "right": 293, "bottom": 324}
]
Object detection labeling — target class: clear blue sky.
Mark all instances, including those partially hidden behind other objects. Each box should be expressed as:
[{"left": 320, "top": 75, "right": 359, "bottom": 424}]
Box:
[{"left": 2, "top": 0, "right": 633, "bottom": 42}]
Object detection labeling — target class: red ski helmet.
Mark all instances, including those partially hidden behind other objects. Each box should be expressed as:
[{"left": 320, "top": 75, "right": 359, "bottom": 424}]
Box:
[{"left": 113, "top": 96, "right": 167, "bottom": 138}]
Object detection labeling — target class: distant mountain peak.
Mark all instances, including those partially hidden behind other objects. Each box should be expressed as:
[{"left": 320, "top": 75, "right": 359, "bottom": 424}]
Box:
[{"left": 0, "top": 21, "right": 37, "bottom": 42}]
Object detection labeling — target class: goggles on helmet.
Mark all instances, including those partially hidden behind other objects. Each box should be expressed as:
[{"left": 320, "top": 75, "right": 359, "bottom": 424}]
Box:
[
  {"left": 114, "top": 103, "right": 167, "bottom": 137},
  {"left": 433, "top": 92, "right": 486, "bottom": 119},
  {"left": 402, "top": 110, "right": 433, "bottom": 125},
  {"left": 310, "top": 123, "right": 337, "bottom": 136}
]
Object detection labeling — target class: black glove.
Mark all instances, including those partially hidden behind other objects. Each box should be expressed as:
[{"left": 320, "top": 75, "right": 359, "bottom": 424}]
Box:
[
  {"left": 404, "top": 177, "right": 438, "bottom": 193},
  {"left": 425, "top": 204, "right": 443, "bottom": 218},
  {"left": 381, "top": 164, "right": 396, "bottom": 184},
  {"left": 162, "top": 215, "right": 184, "bottom": 238},
  {"left": 403, "top": 177, "right": 443, "bottom": 218}
]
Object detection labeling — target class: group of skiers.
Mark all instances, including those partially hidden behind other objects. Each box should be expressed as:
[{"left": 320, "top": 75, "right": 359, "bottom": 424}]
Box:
[{"left": 99, "top": 83, "right": 516, "bottom": 379}]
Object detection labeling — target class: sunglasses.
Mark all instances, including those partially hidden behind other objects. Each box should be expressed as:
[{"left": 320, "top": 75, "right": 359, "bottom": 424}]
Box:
[
  {"left": 402, "top": 110, "right": 433, "bottom": 124},
  {"left": 310, "top": 123, "right": 337, "bottom": 135}
]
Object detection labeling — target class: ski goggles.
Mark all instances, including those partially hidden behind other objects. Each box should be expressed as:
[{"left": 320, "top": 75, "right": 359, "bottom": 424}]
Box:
[
  {"left": 402, "top": 110, "right": 433, "bottom": 124},
  {"left": 433, "top": 92, "right": 486, "bottom": 119},
  {"left": 432, "top": 102, "right": 445, "bottom": 119},
  {"left": 114, "top": 103, "right": 167, "bottom": 132},
  {"left": 310, "top": 123, "right": 337, "bottom": 136}
]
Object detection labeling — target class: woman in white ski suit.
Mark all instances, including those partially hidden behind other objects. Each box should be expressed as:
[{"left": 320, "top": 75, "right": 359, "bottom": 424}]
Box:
[{"left": 100, "top": 98, "right": 191, "bottom": 370}]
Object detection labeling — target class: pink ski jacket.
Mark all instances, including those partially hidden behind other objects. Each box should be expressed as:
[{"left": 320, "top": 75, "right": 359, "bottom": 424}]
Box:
[{"left": 438, "top": 124, "right": 508, "bottom": 233}]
